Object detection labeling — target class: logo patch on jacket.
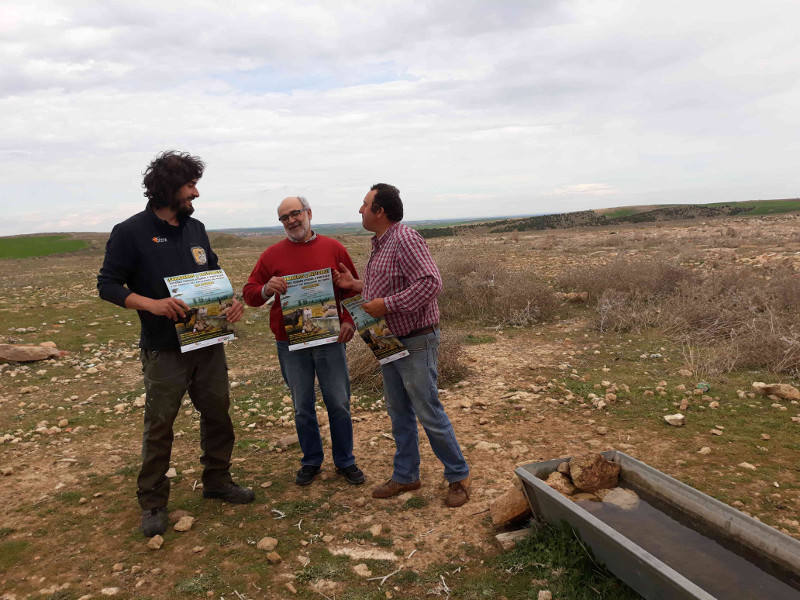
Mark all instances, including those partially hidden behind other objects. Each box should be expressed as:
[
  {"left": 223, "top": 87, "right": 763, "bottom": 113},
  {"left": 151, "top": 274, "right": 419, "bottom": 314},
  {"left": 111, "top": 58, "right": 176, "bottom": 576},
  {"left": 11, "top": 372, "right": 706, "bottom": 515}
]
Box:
[
  {"left": 152, "top": 236, "right": 167, "bottom": 243},
  {"left": 191, "top": 246, "right": 207, "bottom": 265}
]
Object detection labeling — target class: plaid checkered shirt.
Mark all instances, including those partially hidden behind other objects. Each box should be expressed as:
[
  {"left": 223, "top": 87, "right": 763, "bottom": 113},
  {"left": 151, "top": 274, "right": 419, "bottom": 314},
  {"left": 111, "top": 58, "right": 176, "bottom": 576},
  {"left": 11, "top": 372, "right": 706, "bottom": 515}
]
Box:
[{"left": 362, "top": 222, "right": 442, "bottom": 337}]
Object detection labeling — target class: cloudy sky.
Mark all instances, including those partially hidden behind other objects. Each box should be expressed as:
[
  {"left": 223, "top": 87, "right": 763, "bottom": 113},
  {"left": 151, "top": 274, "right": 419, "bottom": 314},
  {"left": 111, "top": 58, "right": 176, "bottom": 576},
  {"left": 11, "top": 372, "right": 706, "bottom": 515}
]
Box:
[{"left": 2, "top": 1, "right": 799, "bottom": 236}]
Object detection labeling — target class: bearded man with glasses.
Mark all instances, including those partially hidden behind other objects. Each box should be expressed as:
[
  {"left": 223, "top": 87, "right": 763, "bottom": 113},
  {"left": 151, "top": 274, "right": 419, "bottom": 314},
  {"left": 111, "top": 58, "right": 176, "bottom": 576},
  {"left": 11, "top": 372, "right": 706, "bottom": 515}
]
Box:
[{"left": 243, "top": 196, "right": 365, "bottom": 487}]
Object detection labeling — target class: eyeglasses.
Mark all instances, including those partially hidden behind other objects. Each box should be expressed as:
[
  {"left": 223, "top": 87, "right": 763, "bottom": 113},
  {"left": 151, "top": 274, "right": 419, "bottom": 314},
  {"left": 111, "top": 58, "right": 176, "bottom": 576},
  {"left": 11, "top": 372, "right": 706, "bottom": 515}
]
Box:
[{"left": 278, "top": 208, "right": 307, "bottom": 223}]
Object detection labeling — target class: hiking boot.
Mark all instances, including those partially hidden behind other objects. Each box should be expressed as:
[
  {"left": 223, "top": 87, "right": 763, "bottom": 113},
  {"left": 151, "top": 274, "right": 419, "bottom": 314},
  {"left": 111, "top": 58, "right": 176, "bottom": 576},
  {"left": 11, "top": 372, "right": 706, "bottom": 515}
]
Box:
[
  {"left": 444, "top": 473, "right": 471, "bottom": 508},
  {"left": 295, "top": 465, "right": 322, "bottom": 486},
  {"left": 372, "top": 478, "right": 421, "bottom": 499},
  {"left": 141, "top": 506, "right": 168, "bottom": 537},
  {"left": 336, "top": 464, "right": 366, "bottom": 485},
  {"left": 202, "top": 482, "right": 255, "bottom": 504}
]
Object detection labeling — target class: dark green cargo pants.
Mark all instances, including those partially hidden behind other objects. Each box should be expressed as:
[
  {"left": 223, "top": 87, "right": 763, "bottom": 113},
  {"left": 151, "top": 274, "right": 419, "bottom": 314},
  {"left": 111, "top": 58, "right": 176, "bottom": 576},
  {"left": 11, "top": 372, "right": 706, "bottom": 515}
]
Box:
[{"left": 137, "top": 344, "right": 235, "bottom": 510}]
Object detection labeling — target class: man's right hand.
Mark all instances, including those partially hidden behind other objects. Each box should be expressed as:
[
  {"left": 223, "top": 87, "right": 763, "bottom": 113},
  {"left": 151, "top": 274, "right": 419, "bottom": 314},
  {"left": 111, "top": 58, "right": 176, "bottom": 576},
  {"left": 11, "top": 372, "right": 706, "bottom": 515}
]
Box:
[
  {"left": 263, "top": 276, "right": 288, "bottom": 296},
  {"left": 333, "top": 262, "right": 362, "bottom": 292},
  {"left": 147, "top": 297, "right": 191, "bottom": 320}
]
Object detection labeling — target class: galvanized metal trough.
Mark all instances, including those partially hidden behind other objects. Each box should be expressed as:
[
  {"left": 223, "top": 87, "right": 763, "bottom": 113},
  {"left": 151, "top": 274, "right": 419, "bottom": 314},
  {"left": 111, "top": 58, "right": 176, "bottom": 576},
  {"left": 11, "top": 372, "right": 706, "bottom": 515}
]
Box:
[{"left": 516, "top": 450, "right": 800, "bottom": 600}]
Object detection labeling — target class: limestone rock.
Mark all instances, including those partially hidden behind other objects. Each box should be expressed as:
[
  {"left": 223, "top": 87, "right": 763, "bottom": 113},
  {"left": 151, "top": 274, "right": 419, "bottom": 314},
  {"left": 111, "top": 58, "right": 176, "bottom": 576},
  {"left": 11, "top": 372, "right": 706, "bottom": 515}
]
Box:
[
  {"left": 598, "top": 487, "right": 639, "bottom": 510},
  {"left": 495, "top": 528, "right": 533, "bottom": 551},
  {"left": 0, "top": 344, "right": 61, "bottom": 362},
  {"left": 664, "top": 413, "right": 685, "bottom": 427},
  {"left": 698, "top": 446, "right": 711, "bottom": 455},
  {"left": 758, "top": 383, "right": 800, "bottom": 401},
  {"left": 257, "top": 537, "right": 278, "bottom": 551},
  {"left": 266, "top": 551, "right": 282, "bottom": 564},
  {"left": 556, "top": 461, "right": 570, "bottom": 476},
  {"left": 569, "top": 454, "right": 620, "bottom": 492},
  {"left": 174, "top": 516, "right": 195, "bottom": 532},
  {"left": 369, "top": 524, "right": 382, "bottom": 537},
  {"left": 490, "top": 486, "right": 532, "bottom": 526},
  {"left": 278, "top": 433, "right": 300, "bottom": 447},
  {"left": 352, "top": 563, "right": 372, "bottom": 577},
  {"left": 538, "top": 592, "right": 553, "bottom": 600},
  {"left": 545, "top": 472, "right": 575, "bottom": 496},
  {"left": 147, "top": 535, "right": 164, "bottom": 550}
]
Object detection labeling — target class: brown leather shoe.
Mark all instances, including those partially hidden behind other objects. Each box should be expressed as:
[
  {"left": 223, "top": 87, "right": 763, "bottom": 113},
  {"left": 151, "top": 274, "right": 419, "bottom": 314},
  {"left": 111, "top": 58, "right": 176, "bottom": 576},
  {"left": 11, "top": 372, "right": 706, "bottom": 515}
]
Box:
[
  {"left": 445, "top": 473, "right": 471, "bottom": 508},
  {"left": 372, "top": 478, "right": 421, "bottom": 499}
]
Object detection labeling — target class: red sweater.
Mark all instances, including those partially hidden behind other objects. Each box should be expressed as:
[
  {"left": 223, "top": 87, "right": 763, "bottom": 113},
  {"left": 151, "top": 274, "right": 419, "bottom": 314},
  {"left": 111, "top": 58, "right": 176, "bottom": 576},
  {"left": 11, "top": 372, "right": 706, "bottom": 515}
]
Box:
[{"left": 242, "top": 235, "right": 359, "bottom": 341}]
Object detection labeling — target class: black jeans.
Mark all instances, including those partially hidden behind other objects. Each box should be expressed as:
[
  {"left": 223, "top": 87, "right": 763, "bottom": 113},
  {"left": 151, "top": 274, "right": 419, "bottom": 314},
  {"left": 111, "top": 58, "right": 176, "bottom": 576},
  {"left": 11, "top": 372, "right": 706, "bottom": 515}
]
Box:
[{"left": 137, "top": 344, "right": 235, "bottom": 509}]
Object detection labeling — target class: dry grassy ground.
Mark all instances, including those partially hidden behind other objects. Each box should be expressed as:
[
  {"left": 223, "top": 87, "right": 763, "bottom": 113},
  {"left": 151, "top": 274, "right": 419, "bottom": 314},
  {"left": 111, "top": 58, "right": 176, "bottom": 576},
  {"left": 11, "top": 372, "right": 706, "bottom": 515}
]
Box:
[{"left": 1, "top": 215, "right": 799, "bottom": 600}]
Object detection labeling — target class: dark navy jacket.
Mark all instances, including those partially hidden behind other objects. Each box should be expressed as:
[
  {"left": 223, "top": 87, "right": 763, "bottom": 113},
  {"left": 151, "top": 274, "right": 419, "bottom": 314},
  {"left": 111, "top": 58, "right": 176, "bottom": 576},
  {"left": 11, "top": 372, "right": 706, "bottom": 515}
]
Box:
[{"left": 97, "top": 205, "right": 219, "bottom": 350}]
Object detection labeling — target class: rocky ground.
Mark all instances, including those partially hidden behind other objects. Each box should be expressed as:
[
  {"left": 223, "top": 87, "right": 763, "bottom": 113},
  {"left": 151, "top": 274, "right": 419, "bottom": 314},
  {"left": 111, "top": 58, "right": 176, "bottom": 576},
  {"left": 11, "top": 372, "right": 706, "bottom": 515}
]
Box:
[{"left": 1, "top": 215, "right": 799, "bottom": 599}]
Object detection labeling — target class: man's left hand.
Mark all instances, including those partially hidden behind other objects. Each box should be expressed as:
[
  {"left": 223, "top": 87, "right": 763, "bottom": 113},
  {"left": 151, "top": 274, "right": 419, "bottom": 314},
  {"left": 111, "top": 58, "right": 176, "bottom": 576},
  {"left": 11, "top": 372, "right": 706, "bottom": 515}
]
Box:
[
  {"left": 337, "top": 321, "right": 355, "bottom": 343},
  {"left": 362, "top": 298, "right": 387, "bottom": 318},
  {"left": 225, "top": 299, "right": 244, "bottom": 323}
]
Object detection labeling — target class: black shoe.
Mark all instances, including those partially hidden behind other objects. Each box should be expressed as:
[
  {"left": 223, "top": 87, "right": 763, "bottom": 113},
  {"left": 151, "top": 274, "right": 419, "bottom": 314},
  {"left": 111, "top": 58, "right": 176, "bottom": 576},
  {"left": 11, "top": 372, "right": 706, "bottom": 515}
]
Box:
[
  {"left": 336, "top": 464, "right": 366, "bottom": 485},
  {"left": 141, "top": 506, "right": 168, "bottom": 537},
  {"left": 202, "top": 482, "right": 255, "bottom": 504},
  {"left": 295, "top": 465, "right": 322, "bottom": 486}
]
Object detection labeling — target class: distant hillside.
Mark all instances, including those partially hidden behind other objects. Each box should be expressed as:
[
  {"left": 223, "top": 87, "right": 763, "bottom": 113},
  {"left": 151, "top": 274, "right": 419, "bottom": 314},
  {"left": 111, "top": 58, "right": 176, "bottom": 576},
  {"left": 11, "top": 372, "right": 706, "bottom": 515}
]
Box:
[{"left": 418, "top": 198, "right": 800, "bottom": 238}]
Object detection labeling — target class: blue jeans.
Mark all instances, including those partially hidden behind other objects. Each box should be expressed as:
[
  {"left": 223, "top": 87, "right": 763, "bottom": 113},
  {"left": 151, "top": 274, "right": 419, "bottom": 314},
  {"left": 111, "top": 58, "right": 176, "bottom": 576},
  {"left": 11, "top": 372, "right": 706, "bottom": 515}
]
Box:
[
  {"left": 380, "top": 330, "right": 469, "bottom": 484},
  {"left": 277, "top": 341, "right": 355, "bottom": 469}
]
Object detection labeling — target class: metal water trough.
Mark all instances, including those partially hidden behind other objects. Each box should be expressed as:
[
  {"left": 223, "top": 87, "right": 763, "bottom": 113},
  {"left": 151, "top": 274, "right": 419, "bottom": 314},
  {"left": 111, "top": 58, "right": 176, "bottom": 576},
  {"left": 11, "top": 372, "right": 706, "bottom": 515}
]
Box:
[{"left": 515, "top": 450, "right": 800, "bottom": 600}]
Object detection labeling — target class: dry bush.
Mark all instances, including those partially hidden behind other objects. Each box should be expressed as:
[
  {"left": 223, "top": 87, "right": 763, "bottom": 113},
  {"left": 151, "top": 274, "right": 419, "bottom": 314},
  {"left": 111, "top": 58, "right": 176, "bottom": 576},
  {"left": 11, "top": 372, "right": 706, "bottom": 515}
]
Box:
[
  {"left": 557, "top": 257, "right": 690, "bottom": 302},
  {"left": 662, "top": 267, "right": 800, "bottom": 373},
  {"left": 434, "top": 247, "right": 559, "bottom": 327},
  {"left": 346, "top": 327, "right": 469, "bottom": 393}
]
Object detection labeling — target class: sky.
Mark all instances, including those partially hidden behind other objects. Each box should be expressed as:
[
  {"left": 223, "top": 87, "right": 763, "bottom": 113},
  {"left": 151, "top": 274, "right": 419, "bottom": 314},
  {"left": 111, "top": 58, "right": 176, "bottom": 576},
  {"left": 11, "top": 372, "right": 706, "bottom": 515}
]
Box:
[{"left": 1, "top": 1, "right": 799, "bottom": 236}]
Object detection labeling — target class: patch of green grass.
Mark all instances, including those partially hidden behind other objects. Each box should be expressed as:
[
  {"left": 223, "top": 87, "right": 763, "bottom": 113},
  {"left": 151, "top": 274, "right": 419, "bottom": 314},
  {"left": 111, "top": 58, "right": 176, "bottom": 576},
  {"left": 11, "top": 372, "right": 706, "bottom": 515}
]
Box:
[
  {"left": 465, "top": 333, "right": 497, "bottom": 345},
  {"left": 56, "top": 491, "right": 84, "bottom": 505},
  {"left": 271, "top": 499, "right": 321, "bottom": 519},
  {"left": 447, "top": 523, "right": 640, "bottom": 599},
  {"left": 295, "top": 549, "right": 353, "bottom": 583},
  {"left": 0, "top": 235, "right": 89, "bottom": 259},
  {"left": 403, "top": 496, "right": 428, "bottom": 510},
  {"left": 0, "top": 540, "right": 29, "bottom": 570},
  {"left": 174, "top": 573, "right": 220, "bottom": 595}
]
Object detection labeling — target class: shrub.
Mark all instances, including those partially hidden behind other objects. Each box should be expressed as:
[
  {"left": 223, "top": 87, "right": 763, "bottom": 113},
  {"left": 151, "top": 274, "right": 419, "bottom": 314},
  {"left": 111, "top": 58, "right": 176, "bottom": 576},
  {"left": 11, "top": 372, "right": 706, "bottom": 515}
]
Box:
[{"left": 435, "top": 247, "right": 558, "bottom": 327}]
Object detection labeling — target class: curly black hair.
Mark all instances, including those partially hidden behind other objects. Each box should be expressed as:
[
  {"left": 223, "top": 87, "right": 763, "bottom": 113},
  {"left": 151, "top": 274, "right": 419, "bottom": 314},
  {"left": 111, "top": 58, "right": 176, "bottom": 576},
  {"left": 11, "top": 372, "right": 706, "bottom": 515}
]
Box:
[
  {"left": 370, "top": 183, "right": 403, "bottom": 222},
  {"left": 142, "top": 151, "right": 205, "bottom": 208}
]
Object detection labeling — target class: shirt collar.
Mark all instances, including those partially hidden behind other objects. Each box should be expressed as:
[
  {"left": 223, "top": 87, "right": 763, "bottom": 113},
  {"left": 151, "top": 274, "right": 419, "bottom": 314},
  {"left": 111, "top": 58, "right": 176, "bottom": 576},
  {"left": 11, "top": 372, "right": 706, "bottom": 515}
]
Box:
[
  {"left": 287, "top": 230, "right": 317, "bottom": 244},
  {"left": 371, "top": 222, "right": 400, "bottom": 249}
]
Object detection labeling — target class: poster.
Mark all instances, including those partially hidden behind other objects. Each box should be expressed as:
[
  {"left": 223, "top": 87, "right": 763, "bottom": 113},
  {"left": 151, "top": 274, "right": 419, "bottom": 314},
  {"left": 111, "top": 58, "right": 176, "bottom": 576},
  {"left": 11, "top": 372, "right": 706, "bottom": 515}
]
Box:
[
  {"left": 281, "top": 268, "right": 341, "bottom": 350},
  {"left": 164, "top": 269, "right": 236, "bottom": 353},
  {"left": 342, "top": 294, "right": 409, "bottom": 364}
]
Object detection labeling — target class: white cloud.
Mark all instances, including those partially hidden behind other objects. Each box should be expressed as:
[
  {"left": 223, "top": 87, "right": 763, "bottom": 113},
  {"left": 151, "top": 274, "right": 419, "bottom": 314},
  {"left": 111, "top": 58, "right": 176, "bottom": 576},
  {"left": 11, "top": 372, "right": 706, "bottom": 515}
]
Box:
[{"left": 1, "top": 1, "right": 799, "bottom": 235}]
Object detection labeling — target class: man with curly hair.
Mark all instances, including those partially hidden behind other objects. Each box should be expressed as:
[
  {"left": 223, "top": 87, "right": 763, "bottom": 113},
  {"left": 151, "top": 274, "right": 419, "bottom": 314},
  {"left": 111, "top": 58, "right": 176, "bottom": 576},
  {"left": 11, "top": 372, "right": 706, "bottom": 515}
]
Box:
[{"left": 98, "top": 151, "right": 254, "bottom": 538}]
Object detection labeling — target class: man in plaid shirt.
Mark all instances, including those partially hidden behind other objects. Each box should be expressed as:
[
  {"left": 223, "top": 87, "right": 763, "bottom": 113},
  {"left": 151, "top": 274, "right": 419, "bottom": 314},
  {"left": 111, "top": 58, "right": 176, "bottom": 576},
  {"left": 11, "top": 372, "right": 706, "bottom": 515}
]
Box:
[{"left": 334, "top": 183, "right": 471, "bottom": 507}]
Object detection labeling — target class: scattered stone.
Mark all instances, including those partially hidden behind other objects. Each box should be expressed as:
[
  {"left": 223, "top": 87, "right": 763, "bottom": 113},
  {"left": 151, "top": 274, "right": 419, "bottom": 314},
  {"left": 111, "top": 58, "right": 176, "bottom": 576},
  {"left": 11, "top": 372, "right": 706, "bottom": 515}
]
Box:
[
  {"left": 710, "top": 429, "right": 723, "bottom": 436},
  {"left": 545, "top": 472, "right": 575, "bottom": 496},
  {"left": 147, "top": 535, "right": 164, "bottom": 550},
  {"left": 761, "top": 434, "right": 771, "bottom": 440},
  {"left": 165, "top": 468, "right": 177, "bottom": 478},
  {"left": 192, "top": 546, "right": 204, "bottom": 553},
  {"left": 3, "top": 467, "right": 13, "bottom": 476},
  {"left": 677, "top": 369, "right": 693, "bottom": 377},
  {"left": 538, "top": 591, "right": 553, "bottom": 600},
  {"left": 679, "top": 398, "right": 690, "bottom": 411},
  {"left": 0, "top": 344, "right": 61, "bottom": 362},
  {"left": 322, "top": 535, "right": 334, "bottom": 543},
  {"left": 569, "top": 454, "right": 620, "bottom": 492},
  {"left": 495, "top": 528, "right": 533, "bottom": 551},
  {"left": 257, "top": 537, "right": 278, "bottom": 551},
  {"left": 556, "top": 461, "right": 570, "bottom": 476},
  {"left": 130, "top": 565, "right": 142, "bottom": 574},
  {"left": 168, "top": 509, "right": 191, "bottom": 523},
  {"left": 490, "top": 486, "right": 532, "bottom": 526},
  {"left": 369, "top": 524, "right": 382, "bottom": 537},
  {"left": 664, "top": 413, "right": 685, "bottom": 427},
  {"left": 598, "top": 487, "right": 639, "bottom": 510},
  {"left": 474, "top": 440, "right": 501, "bottom": 451},
  {"left": 266, "top": 551, "right": 282, "bottom": 564},
  {"left": 698, "top": 447, "right": 711, "bottom": 455},
  {"left": 352, "top": 563, "right": 372, "bottom": 577},
  {"left": 708, "top": 401, "right": 720, "bottom": 409},
  {"left": 755, "top": 383, "right": 800, "bottom": 401},
  {"left": 285, "top": 582, "right": 297, "bottom": 594},
  {"left": 174, "top": 516, "right": 195, "bottom": 532},
  {"left": 330, "top": 546, "right": 398, "bottom": 561},
  {"left": 278, "top": 433, "right": 300, "bottom": 447},
  {"left": 738, "top": 462, "right": 757, "bottom": 471},
  {"left": 111, "top": 563, "right": 123, "bottom": 572},
  {"left": 100, "top": 588, "right": 120, "bottom": 596}
]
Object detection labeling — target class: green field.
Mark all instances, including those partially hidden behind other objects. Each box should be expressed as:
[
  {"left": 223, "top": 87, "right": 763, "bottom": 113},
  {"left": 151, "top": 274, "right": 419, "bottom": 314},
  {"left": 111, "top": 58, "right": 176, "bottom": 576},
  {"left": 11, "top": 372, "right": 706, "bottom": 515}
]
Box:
[{"left": 0, "top": 235, "right": 89, "bottom": 259}]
